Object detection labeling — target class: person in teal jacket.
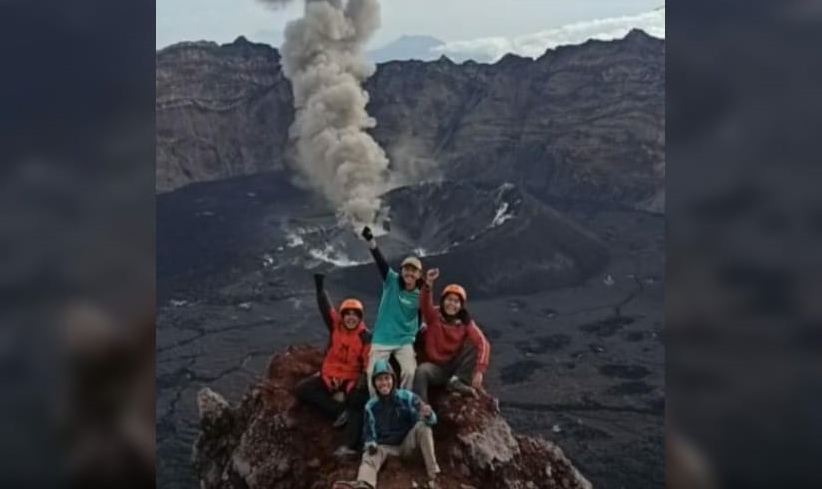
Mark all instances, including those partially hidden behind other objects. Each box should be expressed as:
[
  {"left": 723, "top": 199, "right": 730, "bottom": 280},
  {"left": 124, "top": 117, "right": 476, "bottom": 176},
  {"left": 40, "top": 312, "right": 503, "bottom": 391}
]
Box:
[
  {"left": 333, "top": 359, "right": 440, "bottom": 489},
  {"left": 360, "top": 226, "right": 422, "bottom": 394}
]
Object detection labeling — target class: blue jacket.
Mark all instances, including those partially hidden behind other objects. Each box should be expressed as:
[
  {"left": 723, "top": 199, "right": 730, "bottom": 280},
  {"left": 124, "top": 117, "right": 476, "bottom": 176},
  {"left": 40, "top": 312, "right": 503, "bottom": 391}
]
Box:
[{"left": 364, "top": 359, "right": 437, "bottom": 447}]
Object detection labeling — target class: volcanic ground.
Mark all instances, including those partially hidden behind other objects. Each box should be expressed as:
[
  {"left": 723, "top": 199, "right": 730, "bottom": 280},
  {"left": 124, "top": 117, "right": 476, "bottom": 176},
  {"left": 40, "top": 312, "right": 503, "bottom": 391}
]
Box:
[{"left": 157, "top": 171, "right": 664, "bottom": 488}]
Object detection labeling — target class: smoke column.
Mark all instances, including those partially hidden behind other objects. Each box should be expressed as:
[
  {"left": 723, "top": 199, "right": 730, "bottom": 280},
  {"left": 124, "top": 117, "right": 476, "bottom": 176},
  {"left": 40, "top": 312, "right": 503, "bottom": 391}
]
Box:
[{"left": 258, "top": 0, "right": 389, "bottom": 227}]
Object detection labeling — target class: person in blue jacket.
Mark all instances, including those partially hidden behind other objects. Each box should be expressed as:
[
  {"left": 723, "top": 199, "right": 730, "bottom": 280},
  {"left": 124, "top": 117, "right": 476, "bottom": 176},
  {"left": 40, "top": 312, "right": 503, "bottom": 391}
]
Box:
[{"left": 334, "top": 359, "right": 440, "bottom": 489}]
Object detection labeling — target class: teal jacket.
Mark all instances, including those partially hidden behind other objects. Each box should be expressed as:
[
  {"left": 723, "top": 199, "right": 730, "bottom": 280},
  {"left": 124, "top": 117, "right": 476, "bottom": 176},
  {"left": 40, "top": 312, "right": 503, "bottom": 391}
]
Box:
[
  {"left": 369, "top": 247, "right": 421, "bottom": 346},
  {"left": 364, "top": 359, "right": 436, "bottom": 447}
]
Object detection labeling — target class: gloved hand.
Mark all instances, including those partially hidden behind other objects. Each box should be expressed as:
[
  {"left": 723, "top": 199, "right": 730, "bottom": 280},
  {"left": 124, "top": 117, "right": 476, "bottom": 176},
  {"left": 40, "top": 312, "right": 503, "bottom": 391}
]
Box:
[
  {"left": 314, "top": 273, "right": 324, "bottom": 289},
  {"left": 361, "top": 226, "right": 374, "bottom": 241},
  {"left": 367, "top": 444, "right": 378, "bottom": 455}
]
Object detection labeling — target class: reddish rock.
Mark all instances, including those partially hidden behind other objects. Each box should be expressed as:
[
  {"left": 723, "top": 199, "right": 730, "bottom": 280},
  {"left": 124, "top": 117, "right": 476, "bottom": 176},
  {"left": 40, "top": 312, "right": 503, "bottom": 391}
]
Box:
[{"left": 193, "top": 345, "right": 592, "bottom": 489}]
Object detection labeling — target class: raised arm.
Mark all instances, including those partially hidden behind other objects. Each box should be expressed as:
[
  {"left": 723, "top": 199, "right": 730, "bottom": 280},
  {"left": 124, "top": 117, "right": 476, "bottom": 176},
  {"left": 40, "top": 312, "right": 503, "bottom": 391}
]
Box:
[
  {"left": 420, "top": 268, "right": 441, "bottom": 327},
  {"left": 362, "top": 226, "right": 389, "bottom": 280},
  {"left": 313, "top": 273, "right": 337, "bottom": 331},
  {"left": 359, "top": 330, "right": 372, "bottom": 372}
]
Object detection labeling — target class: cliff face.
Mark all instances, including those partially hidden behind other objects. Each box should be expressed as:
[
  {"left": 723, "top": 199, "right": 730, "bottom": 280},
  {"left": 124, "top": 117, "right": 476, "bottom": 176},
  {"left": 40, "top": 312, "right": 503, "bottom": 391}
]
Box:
[
  {"left": 193, "top": 345, "right": 592, "bottom": 489},
  {"left": 156, "top": 31, "right": 664, "bottom": 211},
  {"left": 155, "top": 37, "right": 293, "bottom": 192}
]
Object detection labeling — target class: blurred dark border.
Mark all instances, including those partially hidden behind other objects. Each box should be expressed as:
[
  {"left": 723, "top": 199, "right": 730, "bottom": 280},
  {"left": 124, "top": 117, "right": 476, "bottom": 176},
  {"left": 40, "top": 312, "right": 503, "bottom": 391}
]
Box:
[
  {"left": 667, "top": 0, "right": 822, "bottom": 487},
  {"left": 0, "top": 0, "right": 155, "bottom": 486}
]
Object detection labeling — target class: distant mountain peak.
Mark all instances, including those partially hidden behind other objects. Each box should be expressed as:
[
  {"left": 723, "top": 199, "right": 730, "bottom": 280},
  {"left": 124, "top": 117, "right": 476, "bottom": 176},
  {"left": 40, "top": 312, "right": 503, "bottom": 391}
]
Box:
[
  {"left": 435, "top": 54, "right": 455, "bottom": 64},
  {"left": 496, "top": 52, "right": 530, "bottom": 65},
  {"left": 223, "top": 35, "right": 274, "bottom": 51},
  {"left": 368, "top": 34, "right": 446, "bottom": 63},
  {"left": 395, "top": 34, "right": 444, "bottom": 44},
  {"left": 625, "top": 28, "right": 654, "bottom": 40}
]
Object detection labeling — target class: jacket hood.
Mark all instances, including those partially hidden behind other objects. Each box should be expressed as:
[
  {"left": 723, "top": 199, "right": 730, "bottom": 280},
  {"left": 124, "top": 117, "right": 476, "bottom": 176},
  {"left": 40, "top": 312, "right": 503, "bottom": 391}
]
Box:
[{"left": 371, "top": 358, "right": 397, "bottom": 393}]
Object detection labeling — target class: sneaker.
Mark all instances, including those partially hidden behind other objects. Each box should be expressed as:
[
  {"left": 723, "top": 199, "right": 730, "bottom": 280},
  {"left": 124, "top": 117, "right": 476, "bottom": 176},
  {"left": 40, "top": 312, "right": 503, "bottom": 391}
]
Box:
[
  {"left": 447, "top": 377, "right": 477, "bottom": 397},
  {"left": 333, "top": 445, "right": 358, "bottom": 458},
  {"left": 424, "top": 479, "right": 439, "bottom": 489},
  {"left": 333, "top": 411, "right": 348, "bottom": 428}
]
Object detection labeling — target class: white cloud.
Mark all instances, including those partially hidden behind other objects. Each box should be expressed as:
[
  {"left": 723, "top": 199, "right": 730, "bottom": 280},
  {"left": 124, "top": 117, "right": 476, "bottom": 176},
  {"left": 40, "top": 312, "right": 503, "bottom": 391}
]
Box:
[{"left": 433, "top": 8, "right": 664, "bottom": 62}]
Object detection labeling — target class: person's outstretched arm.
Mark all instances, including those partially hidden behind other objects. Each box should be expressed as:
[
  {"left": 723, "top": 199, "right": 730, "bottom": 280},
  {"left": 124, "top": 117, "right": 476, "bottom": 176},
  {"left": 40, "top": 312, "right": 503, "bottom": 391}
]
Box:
[
  {"left": 420, "top": 268, "right": 440, "bottom": 328},
  {"left": 361, "top": 226, "right": 389, "bottom": 280},
  {"left": 359, "top": 330, "right": 372, "bottom": 372},
  {"left": 314, "top": 273, "right": 337, "bottom": 332}
]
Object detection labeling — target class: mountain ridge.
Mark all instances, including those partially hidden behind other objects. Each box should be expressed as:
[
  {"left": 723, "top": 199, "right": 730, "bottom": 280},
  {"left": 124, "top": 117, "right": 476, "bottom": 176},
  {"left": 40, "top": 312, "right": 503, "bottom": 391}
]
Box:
[{"left": 156, "top": 30, "right": 664, "bottom": 213}]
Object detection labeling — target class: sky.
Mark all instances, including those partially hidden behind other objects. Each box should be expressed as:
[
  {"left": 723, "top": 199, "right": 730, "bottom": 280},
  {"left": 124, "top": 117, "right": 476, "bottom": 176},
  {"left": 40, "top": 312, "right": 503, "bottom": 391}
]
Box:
[
  {"left": 156, "top": 0, "right": 664, "bottom": 52},
  {"left": 436, "top": 7, "right": 664, "bottom": 62}
]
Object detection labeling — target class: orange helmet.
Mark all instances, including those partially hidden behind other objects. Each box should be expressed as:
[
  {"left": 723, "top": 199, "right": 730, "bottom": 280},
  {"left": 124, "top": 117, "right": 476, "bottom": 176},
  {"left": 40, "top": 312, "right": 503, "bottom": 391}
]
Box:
[
  {"left": 339, "top": 298, "right": 364, "bottom": 315},
  {"left": 440, "top": 284, "right": 467, "bottom": 303}
]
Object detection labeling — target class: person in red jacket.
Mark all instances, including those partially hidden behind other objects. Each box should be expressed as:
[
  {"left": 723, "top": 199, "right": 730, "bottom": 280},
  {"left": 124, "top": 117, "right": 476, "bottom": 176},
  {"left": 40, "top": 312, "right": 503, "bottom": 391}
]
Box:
[
  {"left": 295, "top": 273, "right": 372, "bottom": 456},
  {"left": 412, "top": 268, "right": 490, "bottom": 402}
]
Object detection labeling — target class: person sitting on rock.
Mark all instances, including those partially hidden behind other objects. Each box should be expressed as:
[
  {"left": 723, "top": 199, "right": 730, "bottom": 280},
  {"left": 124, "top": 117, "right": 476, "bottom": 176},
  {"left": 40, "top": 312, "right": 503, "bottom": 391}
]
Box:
[
  {"left": 360, "top": 226, "right": 423, "bottom": 394},
  {"left": 413, "top": 268, "right": 490, "bottom": 403},
  {"left": 335, "top": 358, "right": 440, "bottom": 489},
  {"left": 294, "top": 273, "right": 371, "bottom": 456}
]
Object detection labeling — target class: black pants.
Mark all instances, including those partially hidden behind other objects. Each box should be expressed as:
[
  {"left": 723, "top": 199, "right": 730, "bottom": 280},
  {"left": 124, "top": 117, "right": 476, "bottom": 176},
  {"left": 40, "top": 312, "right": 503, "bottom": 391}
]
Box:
[
  {"left": 412, "top": 341, "right": 477, "bottom": 403},
  {"left": 343, "top": 375, "right": 370, "bottom": 450},
  {"left": 295, "top": 373, "right": 370, "bottom": 449},
  {"left": 294, "top": 374, "right": 345, "bottom": 418}
]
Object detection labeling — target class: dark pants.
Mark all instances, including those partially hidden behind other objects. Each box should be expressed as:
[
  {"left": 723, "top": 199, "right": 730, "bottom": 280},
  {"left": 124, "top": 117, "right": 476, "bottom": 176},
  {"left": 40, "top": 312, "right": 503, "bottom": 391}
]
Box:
[
  {"left": 294, "top": 373, "right": 345, "bottom": 419},
  {"left": 343, "top": 375, "right": 370, "bottom": 450},
  {"left": 295, "top": 373, "right": 370, "bottom": 449},
  {"left": 412, "top": 341, "right": 477, "bottom": 403}
]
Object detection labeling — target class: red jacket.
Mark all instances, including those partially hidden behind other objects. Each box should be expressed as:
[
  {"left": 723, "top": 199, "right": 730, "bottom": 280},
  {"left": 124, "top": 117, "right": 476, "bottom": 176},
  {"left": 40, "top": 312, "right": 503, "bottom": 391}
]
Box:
[
  {"left": 317, "top": 293, "right": 371, "bottom": 393},
  {"left": 419, "top": 283, "right": 490, "bottom": 375}
]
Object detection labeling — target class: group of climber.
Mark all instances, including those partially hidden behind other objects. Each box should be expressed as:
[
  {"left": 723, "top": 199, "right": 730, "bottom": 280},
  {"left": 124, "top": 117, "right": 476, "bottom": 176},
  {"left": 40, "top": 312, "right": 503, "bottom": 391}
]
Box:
[{"left": 293, "top": 226, "right": 491, "bottom": 489}]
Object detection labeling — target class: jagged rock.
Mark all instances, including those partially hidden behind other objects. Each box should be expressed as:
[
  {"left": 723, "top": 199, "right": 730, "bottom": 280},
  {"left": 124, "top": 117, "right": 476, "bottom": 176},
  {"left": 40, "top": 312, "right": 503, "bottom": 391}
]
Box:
[
  {"left": 192, "top": 345, "right": 592, "bottom": 489},
  {"left": 197, "top": 388, "right": 231, "bottom": 429},
  {"left": 457, "top": 416, "right": 519, "bottom": 469}
]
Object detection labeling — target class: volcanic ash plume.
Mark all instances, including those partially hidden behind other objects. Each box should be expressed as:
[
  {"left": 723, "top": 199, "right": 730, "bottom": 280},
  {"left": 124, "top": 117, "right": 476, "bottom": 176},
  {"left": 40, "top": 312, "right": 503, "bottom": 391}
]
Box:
[{"left": 261, "top": 0, "right": 389, "bottom": 227}]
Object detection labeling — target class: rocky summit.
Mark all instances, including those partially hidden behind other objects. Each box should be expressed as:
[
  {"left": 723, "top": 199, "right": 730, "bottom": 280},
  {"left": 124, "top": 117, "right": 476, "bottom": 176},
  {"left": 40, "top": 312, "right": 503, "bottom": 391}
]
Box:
[{"left": 193, "top": 345, "right": 592, "bottom": 489}]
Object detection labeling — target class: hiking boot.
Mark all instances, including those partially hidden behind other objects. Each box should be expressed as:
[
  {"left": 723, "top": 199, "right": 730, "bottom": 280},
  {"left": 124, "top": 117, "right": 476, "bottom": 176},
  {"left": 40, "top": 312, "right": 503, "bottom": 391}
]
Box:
[
  {"left": 333, "top": 445, "right": 358, "bottom": 458},
  {"left": 447, "top": 377, "right": 477, "bottom": 397},
  {"left": 333, "top": 410, "right": 348, "bottom": 428}
]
